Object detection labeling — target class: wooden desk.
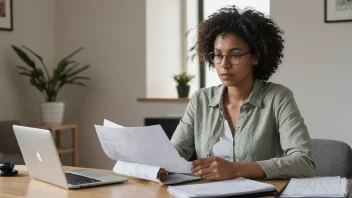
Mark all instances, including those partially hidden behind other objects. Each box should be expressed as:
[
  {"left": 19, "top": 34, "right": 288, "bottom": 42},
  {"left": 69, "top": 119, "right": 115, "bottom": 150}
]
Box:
[{"left": 0, "top": 165, "right": 319, "bottom": 198}]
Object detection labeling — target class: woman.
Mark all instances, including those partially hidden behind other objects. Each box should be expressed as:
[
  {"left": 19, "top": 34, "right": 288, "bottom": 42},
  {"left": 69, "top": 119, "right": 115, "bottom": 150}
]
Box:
[{"left": 170, "top": 6, "right": 316, "bottom": 181}]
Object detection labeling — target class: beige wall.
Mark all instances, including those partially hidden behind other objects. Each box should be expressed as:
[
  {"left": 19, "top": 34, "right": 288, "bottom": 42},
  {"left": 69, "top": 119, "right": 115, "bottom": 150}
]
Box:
[
  {"left": 56, "top": 0, "right": 187, "bottom": 169},
  {"left": 0, "top": 0, "right": 56, "bottom": 124},
  {"left": 271, "top": 0, "right": 352, "bottom": 144}
]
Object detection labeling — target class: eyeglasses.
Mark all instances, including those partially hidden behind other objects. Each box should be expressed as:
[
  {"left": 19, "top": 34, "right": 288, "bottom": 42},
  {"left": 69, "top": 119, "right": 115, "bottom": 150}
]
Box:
[{"left": 207, "top": 51, "right": 251, "bottom": 65}]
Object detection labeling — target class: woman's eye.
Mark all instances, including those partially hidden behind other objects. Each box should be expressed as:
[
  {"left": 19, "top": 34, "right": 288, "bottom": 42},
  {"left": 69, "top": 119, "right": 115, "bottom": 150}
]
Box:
[{"left": 230, "top": 54, "right": 240, "bottom": 58}]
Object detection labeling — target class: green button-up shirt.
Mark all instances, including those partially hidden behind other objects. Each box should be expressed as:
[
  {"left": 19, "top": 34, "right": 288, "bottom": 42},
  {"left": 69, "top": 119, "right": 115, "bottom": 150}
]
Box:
[{"left": 171, "top": 80, "right": 316, "bottom": 179}]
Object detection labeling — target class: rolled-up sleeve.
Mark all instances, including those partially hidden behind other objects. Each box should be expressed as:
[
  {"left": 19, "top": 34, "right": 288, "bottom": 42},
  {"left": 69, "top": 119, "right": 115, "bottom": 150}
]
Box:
[
  {"left": 257, "top": 90, "right": 316, "bottom": 179},
  {"left": 171, "top": 91, "right": 198, "bottom": 160}
]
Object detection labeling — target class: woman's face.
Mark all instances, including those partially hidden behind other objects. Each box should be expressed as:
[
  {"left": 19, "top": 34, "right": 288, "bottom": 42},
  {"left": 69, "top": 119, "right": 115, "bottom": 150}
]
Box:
[{"left": 213, "top": 33, "right": 258, "bottom": 87}]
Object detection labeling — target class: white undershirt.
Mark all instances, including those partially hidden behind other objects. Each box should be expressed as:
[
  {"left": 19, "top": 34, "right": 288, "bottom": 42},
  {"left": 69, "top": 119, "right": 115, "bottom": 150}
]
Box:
[{"left": 211, "top": 120, "right": 233, "bottom": 161}]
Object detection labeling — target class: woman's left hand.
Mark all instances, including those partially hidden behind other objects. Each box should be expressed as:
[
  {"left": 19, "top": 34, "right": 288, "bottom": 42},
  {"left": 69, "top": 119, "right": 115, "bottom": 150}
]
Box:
[{"left": 191, "top": 156, "right": 239, "bottom": 180}]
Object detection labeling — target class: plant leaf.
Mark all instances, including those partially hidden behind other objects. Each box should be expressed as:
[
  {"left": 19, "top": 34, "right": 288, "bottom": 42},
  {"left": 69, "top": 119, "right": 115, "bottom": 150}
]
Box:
[
  {"left": 22, "top": 45, "right": 51, "bottom": 80},
  {"left": 22, "top": 45, "right": 43, "bottom": 62},
  {"left": 68, "top": 76, "right": 90, "bottom": 81},
  {"left": 62, "top": 47, "right": 84, "bottom": 60},
  {"left": 69, "top": 82, "right": 87, "bottom": 87},
  {"left": 66, "top": 65, "right": 90, "bottom": 77},
  {"left": 16, "top": 66, "right": 31, "bottom": 72},
  {"left": 11, "top": 45, "right": 36, "bottom": 69},
  {"left": 19, "top": 72, "right": 31, "bottom": 77}
]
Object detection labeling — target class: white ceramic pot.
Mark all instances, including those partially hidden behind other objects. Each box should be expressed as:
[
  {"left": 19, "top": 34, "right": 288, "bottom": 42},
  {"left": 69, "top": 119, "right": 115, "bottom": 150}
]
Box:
[{"left": 40, "top": 102, "right": 65, "bottom": 125}]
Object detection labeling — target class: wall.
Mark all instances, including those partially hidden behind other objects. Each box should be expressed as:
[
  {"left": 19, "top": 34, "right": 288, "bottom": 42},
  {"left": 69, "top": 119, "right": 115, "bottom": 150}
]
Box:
[
  {"left": 0, "top": 0, "right": 56, "bottom": 124},
  {"left": 270, "top": 0, "right": 352, "bottom": 144},
  {"left": 56, "top": 0, "right": 188, "bottom": 169}
]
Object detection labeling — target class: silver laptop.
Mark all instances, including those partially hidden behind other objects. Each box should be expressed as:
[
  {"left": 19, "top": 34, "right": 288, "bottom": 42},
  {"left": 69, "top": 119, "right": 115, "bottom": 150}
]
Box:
[{"left": 13, "top": 125, "right": 127, "bottom": 189}]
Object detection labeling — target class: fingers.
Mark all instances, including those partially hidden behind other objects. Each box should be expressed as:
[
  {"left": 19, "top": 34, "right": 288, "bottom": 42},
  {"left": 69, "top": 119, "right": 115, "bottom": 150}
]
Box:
[
  {"left": 202, "top": 172, "right": 220, "bottom": 181},
  {"left": 192, "top": 162, "right": 211, "bottom": 174},
  {"left": 194, "top": 167, "right": 212, "bottom": 177},
  {"left": 160, "top": 172, "right": 168, "bottom": 181},
  {"left": 157, "top": 168, "right": 168, "bottom": 181},
  {"left": 159, "top": 168, "right": 166, "bottom": 174},
  {"left": 192, "top": 156, "right": 217, "bottom": 167}
]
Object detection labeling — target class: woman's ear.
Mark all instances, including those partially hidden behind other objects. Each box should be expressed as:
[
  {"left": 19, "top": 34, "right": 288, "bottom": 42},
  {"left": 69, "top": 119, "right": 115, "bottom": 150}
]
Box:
[{"left": 252, "top": 53, "right": 260, "bottom": 66}]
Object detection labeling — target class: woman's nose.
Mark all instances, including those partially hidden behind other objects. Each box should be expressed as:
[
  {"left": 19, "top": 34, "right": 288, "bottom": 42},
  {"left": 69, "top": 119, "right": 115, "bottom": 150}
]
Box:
[{"left": 220, "top": 55, "right": 231, "bottom": 69}]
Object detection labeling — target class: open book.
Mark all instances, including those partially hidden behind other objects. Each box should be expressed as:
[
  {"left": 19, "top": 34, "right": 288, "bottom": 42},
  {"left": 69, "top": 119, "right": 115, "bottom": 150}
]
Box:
[{"left": 94, "top": 119, "right": 201, "bottom": 185}]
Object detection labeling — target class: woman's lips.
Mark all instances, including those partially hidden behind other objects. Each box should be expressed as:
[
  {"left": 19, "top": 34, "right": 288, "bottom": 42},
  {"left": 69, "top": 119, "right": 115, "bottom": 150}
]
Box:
[{"left": 221, "top": 73, "right": 233, "bottom": 80}]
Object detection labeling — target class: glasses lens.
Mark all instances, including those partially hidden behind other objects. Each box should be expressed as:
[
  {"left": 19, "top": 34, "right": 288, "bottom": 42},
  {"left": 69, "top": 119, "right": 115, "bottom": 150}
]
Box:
[
  {"left": 208, "top": 53, "right": 215, "bottom": 63},
  {"left": 229, "top": 54, "right": 240, "bottom": 65}
]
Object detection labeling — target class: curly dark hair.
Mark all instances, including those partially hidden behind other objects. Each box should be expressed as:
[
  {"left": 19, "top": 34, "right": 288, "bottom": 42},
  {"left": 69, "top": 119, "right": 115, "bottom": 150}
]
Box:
[{"left": 197, "top": 5, "right": 284, "bottom": 81}]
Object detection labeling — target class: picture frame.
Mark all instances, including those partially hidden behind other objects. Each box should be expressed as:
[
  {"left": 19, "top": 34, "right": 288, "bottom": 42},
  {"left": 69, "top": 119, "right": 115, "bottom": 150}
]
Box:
[
  {"left": 0, "top": 0, "right": 13, "bottom": 31},
  {"left": 325, "top": 0, "right": 352, "bottom": 23}
]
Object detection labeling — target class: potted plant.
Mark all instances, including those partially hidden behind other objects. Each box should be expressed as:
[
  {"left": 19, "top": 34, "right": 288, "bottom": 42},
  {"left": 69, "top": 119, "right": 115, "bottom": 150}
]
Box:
[
  {"left": 173, "top": 72, "right": 195, "bottom": 98},
  {"left": 11, "top": 45, "right": 90, "bottom": 125}
]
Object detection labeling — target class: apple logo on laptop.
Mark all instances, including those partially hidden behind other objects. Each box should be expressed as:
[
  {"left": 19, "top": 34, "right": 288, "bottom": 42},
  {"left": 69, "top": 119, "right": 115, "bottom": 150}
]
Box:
[{"left": 36, "top": 150, "right": 42, "bottom": 162}]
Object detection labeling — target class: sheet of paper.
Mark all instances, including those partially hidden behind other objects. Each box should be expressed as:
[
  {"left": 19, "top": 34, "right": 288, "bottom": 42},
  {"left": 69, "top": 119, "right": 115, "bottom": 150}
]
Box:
[
  {"left": 103, "top": 119, "right": 124, "bottom": 128},
  {"left": 113, "top": 161, "right": 161, "bottom": 183},
  {"left": 94, "top": 123, "right": 193, "bottom": 173},
  {"left": 280, "top": 176, "right": 347, "bottom": 197},
  {"left": 168, "top": 177, "right": 275, "bottom": 198}
]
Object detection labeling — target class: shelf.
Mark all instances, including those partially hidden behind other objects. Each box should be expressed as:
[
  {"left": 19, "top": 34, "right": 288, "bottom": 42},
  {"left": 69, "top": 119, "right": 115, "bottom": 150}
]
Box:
[
  {"left": 32, "top": 124, "right": 78, "bottom": 131},
  {"left": 137, "top": 98, "right": 190, "bottom": 102},
  {"left": 57, "top": 148, "right": 74, "bottom": 154}
]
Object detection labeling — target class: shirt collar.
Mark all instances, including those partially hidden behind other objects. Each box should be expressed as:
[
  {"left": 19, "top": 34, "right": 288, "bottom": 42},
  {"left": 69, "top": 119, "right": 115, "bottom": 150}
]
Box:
[{"left": 208, "top": 79, "right": 264, "bottom": 108}]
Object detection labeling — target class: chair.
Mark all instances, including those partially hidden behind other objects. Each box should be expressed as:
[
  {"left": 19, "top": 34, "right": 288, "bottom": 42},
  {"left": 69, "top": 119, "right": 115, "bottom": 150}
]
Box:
[
  {"left": 0, "top": 120, "right": 24, "bottom": 164},
  {"left": 311, "top": 139, "right": 352, "bottom": 178}
]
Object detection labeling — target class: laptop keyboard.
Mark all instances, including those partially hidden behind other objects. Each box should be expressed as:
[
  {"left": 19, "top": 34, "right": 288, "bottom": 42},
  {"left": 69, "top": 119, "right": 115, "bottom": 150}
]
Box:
[{"left": 65, "top": 172, "right": 101, "bottom": 185}]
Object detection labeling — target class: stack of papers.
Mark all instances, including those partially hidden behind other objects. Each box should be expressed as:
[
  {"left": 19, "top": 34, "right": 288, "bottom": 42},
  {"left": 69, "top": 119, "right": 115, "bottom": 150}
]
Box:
[
  {"left": 168, "top": 177, "right": 276, "bottom": 198},
  {"left": 280, "top": 176, "right": 348, "bottom": 197}
]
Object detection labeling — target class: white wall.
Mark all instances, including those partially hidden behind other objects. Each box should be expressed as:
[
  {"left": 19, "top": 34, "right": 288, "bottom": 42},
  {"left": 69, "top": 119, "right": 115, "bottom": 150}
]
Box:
[
  {"left": 0, "top": 0, "right": 56, "bottom": 124},
  {"left": 56, "top": 0, "right": 188, "bottom": 169},
  {"left": 270, "top": 0, "right": 352, "bottom": 144},
  {"left": 146, "top": 0, "right": 183, "bottom": 98}
]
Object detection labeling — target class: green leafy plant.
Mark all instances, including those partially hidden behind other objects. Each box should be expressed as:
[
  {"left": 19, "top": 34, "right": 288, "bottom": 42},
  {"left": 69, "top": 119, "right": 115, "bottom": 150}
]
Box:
[
  {"left": 173, "top": 72, "right": 195, "bottom": 86},
  {"left": 11, "top": 45, "right": 90, "bottom": 102}
]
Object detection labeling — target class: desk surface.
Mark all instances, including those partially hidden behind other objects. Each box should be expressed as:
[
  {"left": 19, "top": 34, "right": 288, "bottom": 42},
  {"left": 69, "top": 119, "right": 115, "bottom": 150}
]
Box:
[{"left": 0, "top": 165, "right": 349, "bottom": 198}]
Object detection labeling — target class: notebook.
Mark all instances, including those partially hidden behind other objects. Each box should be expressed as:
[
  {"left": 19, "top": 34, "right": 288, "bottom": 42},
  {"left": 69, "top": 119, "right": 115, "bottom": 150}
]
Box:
[
  {"left": 167, "top": 177, "right": 277, "bottom": 198},
  {"left": 279, "top": 176, "right": 349, "bottom": 197}
]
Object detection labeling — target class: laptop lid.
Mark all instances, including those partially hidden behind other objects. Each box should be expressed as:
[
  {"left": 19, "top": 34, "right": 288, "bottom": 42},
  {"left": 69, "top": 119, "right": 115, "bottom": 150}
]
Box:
[{"left": 13, "top": 125, "right": 69, "bottom": 189}]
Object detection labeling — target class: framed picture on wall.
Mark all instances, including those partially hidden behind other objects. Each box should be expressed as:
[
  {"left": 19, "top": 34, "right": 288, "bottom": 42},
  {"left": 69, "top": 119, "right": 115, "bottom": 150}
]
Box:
[
  {"left": 325, "top": 0, "right": 352, "bottom": 23},
  {"left": 0, "top": 0, "right": 13, "bottom": 31}
]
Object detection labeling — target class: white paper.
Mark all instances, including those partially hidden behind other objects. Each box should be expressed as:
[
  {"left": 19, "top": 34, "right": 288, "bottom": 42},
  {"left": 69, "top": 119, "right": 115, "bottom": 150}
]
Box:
[
  {"left": 113, "top": 161, "right": 161, "bottom": 183},
  {"left": 280, "top": 176, "right": 348, "bottom": 197},
  {"left": 168, "top": 177, "right": 275, "bottom": 198},
  {"left": 94, "top": 121, "right": 193, "bottom": 173},
  {"left": 103, "top": 119, "right": 124, "bottom": 128},
  {"left": 113, "top": 161, "right": 201, "bottom": 185}
]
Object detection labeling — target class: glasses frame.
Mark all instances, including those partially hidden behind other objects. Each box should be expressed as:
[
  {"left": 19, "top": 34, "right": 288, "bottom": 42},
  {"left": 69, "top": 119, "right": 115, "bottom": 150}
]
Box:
[{"left": 206, "top": 51, "right": 252, "bottom": 65}]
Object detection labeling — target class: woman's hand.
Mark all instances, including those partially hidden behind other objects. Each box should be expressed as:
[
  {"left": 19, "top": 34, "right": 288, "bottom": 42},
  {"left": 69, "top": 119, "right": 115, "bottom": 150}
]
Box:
[
  {"left": 157, "top": 168, "right": 168, "bottom": 181},
  {"left": 191, "top": 156, "right": 239, "bottom": 180},
  {"left": 192, "top": 157, "right": 266, "bottom": 180}
]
